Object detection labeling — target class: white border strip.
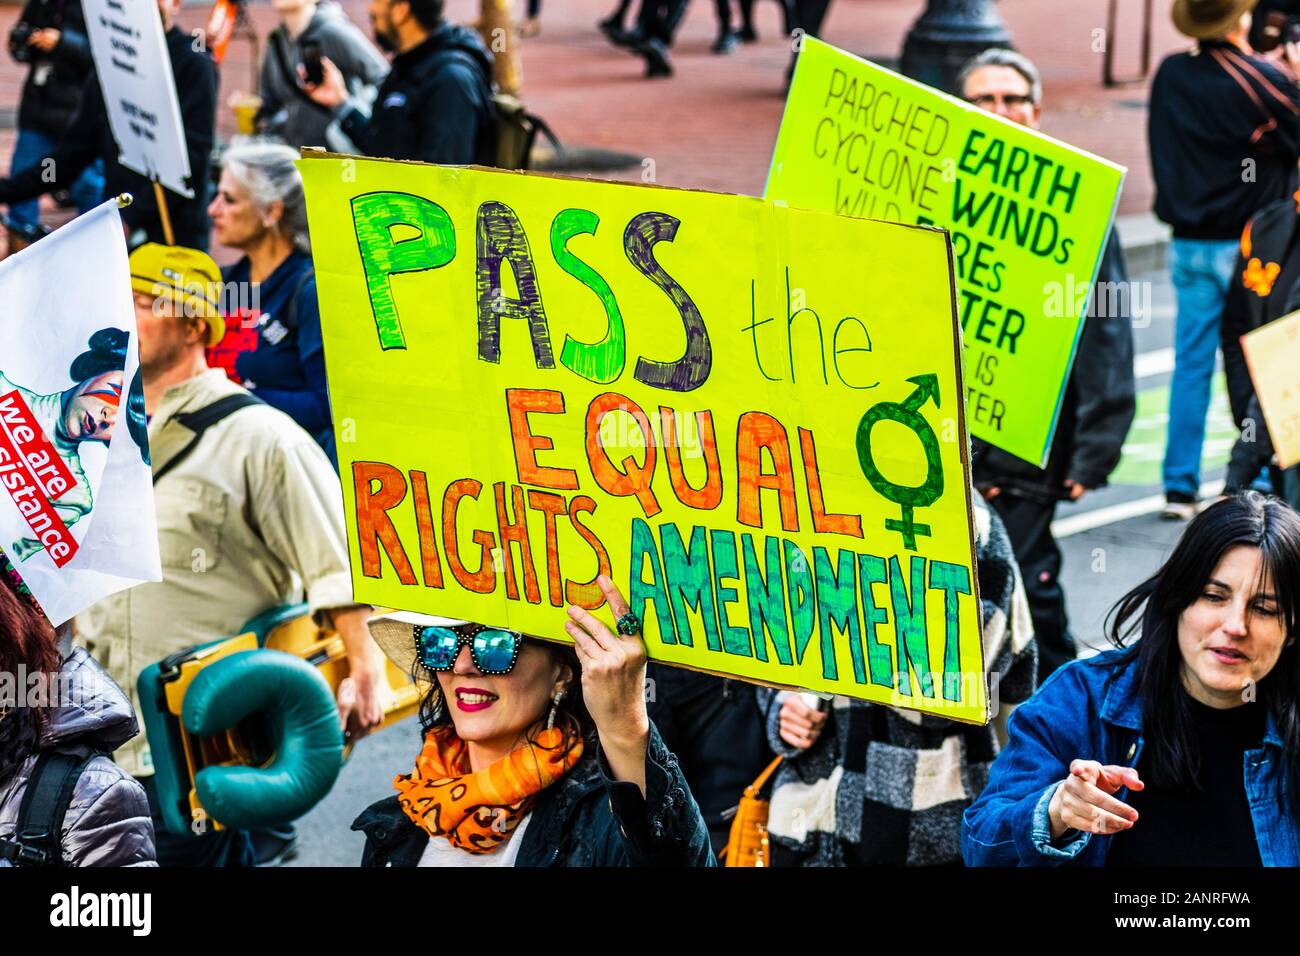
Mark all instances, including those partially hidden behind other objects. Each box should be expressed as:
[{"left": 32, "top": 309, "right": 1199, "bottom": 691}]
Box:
[
  {"left": 1053, "top": 479, "right": 1226, "bottom": 538},
  {"left": 1134, "top": 347, "right": 1174, "bottom": 379}
]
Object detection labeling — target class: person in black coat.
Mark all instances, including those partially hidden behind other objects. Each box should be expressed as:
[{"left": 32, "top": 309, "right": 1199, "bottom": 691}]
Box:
[
  {"left": 1220, "top": 193, "right": 1300, "bottom": 507},
  {"left": 303, "top": 0, "right": 496, "bottom": 166},
  {"left": 0, "top": 0, "right": 217, "bottom": 249},
  {"left": 644, "top": 664, "right": 775, "bottom": 854},
  {"left": 5, "top": 0, "right": 102, "bottom": 250},
  {"left": 1148, "top": 0, "right": 1300, "bottom": 518},
  {"left": 959, "top": 50, "right": 1137, "bottom": 684}
]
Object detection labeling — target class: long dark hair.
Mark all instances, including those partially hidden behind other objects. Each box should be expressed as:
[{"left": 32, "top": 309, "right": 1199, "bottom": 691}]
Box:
[
  {"left": 0, "top": 559, "right": 60, "bottom": 783},
  {"left": 414, "top": 638, "right": 592, "bottom": 766},
  {"left": 1105, "top": 492, "right": 1300, "bottom": 802}
]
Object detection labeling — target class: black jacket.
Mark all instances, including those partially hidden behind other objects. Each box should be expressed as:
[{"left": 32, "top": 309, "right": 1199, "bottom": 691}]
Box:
[
  {"left": 645, "top": 665, "right": 774, "bottom": 854},
  {"left": 1148, "top": 40, "right": 1300, "bottom": 240},
  {"left": 1250, "top": 1, "right": 1300, "bottom": 51},
  {"left": 1221, "top": 195, "right": 1300, "bottom": 493},
  {"left": 972, "top": 229, "right": 1136, "bottom": 501},
  {"left": 0, "top": 26, "right": 217, "bottom": 247},
  {"left": 11, "top": 0, "right": 93, "bottom": 137},
  {"left": 339, "top": 20, "right": 496, "bottom": 165},
  {"left": 1222, "top": 194, "right": 1300, "bottom": 426},
  {"left": 355, "top": 724, "right": 715, "bottom": 867}
]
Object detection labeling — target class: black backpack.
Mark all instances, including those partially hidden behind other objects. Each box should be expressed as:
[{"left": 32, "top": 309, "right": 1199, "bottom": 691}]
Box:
[
  {"left": 440, "top": 43, "right": 561, "bottom": 170},
  {"left": 0, "top": 752, "right": 94, "bottom": 867}
]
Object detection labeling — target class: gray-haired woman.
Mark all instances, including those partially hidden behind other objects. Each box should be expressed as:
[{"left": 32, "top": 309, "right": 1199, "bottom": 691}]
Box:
[{"left": 206, "top": 141, "right": 336, "bottom": 467}]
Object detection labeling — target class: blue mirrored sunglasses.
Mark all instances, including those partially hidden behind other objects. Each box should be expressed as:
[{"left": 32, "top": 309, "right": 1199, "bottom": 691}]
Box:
[{"left": 415, "top": 624, "right": 523, "bottom": 675}]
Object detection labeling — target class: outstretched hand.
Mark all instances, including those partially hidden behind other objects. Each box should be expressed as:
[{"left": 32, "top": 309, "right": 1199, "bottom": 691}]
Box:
[{"left": 1048, "top": 759, "right": 1144, "bottom": 839}]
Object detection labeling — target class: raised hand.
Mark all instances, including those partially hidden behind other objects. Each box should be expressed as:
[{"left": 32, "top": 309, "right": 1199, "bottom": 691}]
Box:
[
  {"left": 778, "top": 693, "right": 827, "bottom": 750},
  {"left": 300, "top": 55, "right": 347, "bottom": 109},
  {"left": 565, "top": 575, "right": 650, "bottom": 794}
]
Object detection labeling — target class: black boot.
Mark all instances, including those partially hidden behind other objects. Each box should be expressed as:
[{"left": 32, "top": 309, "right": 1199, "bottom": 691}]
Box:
[
  {"left": 638, "top": 37, "right": 674, "bottom": 76},
  {"left": 599, "top": 15, "right": 631, "bottom": 45},
  {"left": 713, "top": 30, "right": 740, "bottom": 52}
]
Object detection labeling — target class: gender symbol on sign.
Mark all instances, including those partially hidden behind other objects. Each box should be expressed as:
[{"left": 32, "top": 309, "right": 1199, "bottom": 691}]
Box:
[{"left": 855, "top": 374, "right": 944, "bottom": 550}]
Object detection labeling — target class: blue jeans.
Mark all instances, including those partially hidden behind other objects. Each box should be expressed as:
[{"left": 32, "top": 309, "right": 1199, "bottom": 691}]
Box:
[
  {"left": 1163, "top": 237, "right": 1239, "bottom": 498},
  {"left": 7, "top": 127, "right": 105, "bottom": 233}
]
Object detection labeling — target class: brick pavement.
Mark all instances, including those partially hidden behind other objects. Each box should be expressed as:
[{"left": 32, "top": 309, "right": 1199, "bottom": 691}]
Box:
[{"left": 0, "top": 0, "right": 1193, "bottom": 257}]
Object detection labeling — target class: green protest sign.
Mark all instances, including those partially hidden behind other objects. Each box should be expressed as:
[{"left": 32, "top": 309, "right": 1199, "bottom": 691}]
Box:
[{"left": 766, "top": 38, "right": 1126, "bottom": 466}]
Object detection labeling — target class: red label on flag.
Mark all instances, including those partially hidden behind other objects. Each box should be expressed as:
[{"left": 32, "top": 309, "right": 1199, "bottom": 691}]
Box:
[{"left": 0, "top": 390, "right": 79, "bottom": 567}]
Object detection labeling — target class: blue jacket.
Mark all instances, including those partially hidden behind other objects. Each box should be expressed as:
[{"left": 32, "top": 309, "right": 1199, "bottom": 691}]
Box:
[
  {"left": 354, "top": 723, "right": 716, "bottom": 867},
  {"left": 963, "top": 649, "right": 1300, "bottom": 866},
  {"left": 217, "top": 252, "right": 335, "bottom": 468}
]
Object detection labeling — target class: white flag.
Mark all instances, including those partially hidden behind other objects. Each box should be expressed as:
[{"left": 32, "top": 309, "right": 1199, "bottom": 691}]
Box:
[{"left": 0, "top": 200, "right": 161, "bottom": 624}]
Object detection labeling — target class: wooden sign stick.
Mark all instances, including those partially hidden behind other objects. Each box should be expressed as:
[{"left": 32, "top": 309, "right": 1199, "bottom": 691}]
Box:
[{"left": 151, "top": 178, "right": 175, "bottom": 246}]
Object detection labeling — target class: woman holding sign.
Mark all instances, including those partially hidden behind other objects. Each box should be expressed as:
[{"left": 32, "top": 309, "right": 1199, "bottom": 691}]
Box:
[
  {"left": 964, "top": 493, "right": 1300, "bottom": 866},
  {"left": 354, "top": 575, "right": 714, "bottom": 866}
]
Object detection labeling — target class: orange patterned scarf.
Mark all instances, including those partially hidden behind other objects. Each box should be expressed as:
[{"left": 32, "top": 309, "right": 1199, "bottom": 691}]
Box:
[{"left": 394, "top": 725, "right": 584, "bottom": 854}]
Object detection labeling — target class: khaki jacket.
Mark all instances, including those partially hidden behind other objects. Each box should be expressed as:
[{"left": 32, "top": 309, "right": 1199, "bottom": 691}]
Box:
[{"left": 77, "top": 369, "right": 353, "bottom": 777}]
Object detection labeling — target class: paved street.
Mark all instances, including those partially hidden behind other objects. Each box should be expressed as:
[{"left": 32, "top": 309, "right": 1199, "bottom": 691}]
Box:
[
  {"left": 1056, "top": 262, "right": 1232, "bottom": 654},
  {"left": 0, "top": 0, "right": 1188, "bottom": 236}
]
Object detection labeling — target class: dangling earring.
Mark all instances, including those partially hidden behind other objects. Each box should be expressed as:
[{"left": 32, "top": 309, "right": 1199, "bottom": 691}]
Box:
[{"left": 546, "top": 690, "right": 564, "bottom": 731}]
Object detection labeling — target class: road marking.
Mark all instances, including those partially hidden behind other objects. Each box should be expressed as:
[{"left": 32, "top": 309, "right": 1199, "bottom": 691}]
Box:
[
  {"left": 1134, "top": 347, "right": 1174, "bottom": 379},
  {"left": 1053, "top": 479, "right": 1226, "bottom": 538}
]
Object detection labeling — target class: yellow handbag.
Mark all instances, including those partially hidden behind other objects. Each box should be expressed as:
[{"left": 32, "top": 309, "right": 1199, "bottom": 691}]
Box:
[{"left": 719, "top": 755, "right": 784, "bottom": 867}]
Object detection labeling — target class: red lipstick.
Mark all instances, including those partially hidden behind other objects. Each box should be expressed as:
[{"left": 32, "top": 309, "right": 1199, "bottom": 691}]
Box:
[{"left": 455, "top": 687, "right": 499, "bottom": 712}]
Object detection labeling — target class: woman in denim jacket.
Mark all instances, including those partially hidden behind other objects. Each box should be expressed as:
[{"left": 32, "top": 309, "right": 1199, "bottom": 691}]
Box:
[
  {"left": 965, "top": 492, "right": 1300, "bottom": 866},
  {"left": 354, "top": 576, "right": 714, "bottom": 867}
]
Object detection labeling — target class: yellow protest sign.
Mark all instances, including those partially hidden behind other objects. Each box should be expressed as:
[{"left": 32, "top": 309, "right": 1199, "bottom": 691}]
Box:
[
  {"left": 1242, "top": 310, "right": 1300, "bottom": 468},
  {"left": 300, "top": 155, "right": 988, "bottom": 722},
  {"left": 766, "top": 39, "right": 1126, "bottom": 467}
]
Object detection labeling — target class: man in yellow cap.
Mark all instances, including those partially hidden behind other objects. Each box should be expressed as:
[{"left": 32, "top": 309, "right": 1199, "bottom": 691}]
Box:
[
  {"left": 127, "top": 241, "right": 227, "bottom": 347},
  {"left": 77, "top": 243, "right": 389, "bottom": 866}
]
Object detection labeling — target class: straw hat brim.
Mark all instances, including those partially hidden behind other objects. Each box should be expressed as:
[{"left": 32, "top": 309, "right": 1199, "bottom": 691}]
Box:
[
  {"left": 1172, "top": 0, "right": 1257, "bottom": 39},
  {"left": 367, "top": 611, "right": 469, "bottom": 683}
]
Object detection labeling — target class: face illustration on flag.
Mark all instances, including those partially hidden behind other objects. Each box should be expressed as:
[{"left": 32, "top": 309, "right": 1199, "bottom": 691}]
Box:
[
  {"left": 0, "top": 326, "right": 149, "bottom": 567},
  {"left": 0, "top": 200, "right": 161, "bottom": 625}
]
